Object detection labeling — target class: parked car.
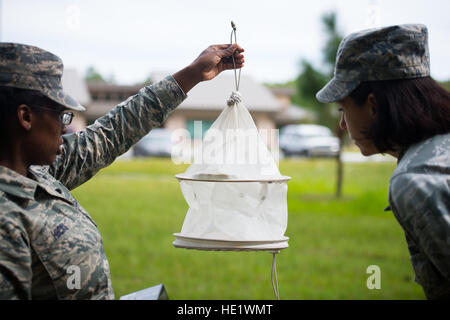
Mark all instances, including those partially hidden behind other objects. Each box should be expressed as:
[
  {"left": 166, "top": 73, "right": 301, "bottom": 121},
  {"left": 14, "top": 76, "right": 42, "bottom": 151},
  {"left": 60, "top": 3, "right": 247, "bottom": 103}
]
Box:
[
  {"left": 279, "top": 124, "right": 339, "bottom": 157},
  {"left": 133, "top": 128, "right": 173, "bottom": 157}
]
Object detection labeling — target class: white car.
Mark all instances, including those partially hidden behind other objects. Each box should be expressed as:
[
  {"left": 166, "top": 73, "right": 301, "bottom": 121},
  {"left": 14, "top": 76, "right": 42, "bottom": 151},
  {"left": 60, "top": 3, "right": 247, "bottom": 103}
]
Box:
[
  {"left": 279, "top": 124, "right": 340, "bottom": 157},
  {"left": 133, "top": 128, "right": 173, "bottom": 157}
]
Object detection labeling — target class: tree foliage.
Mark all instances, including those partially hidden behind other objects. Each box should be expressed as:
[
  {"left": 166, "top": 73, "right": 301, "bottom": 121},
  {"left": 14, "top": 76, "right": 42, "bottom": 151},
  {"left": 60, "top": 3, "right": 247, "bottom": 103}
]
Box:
[
  {"left": 293, "top": 11, "right": 343, "bottom": 129},
  {"left": 322, "top": 12, "right": 343, "bottom": 75},
  {"left": 296, "top": 60, "right": 328, "bottom": 105}
]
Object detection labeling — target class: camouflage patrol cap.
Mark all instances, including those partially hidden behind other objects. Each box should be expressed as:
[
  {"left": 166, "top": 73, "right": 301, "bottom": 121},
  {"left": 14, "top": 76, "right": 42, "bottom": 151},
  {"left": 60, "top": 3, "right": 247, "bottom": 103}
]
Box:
[
  {"left": 316, "top": 24, "right": 430, "bottom": 103},
  {"left": 0, "top": 42, "right": 85, "bottom": 111}
]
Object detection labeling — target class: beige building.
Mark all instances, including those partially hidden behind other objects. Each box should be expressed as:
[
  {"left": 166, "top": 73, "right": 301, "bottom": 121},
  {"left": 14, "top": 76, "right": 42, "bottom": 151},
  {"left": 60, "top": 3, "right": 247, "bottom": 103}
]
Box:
[
  {"left": 62, "top": 69, "right": 314, "bottom": 148},
  {"left": 61, "top": 68, "right": 90, "bottom": 132}
]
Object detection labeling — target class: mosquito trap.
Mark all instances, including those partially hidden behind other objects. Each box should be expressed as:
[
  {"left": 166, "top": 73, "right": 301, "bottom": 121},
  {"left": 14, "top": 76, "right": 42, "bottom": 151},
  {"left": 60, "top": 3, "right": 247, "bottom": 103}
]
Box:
[{"left": 173, "top": 22, "right": 290, "bottom": 299}]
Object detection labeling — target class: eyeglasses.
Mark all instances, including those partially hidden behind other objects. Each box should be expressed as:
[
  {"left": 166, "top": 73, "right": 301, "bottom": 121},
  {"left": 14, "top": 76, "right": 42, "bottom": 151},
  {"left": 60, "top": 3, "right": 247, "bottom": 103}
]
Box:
[{"left": 31, "top": 106, "right": 74, "bottom": 126}]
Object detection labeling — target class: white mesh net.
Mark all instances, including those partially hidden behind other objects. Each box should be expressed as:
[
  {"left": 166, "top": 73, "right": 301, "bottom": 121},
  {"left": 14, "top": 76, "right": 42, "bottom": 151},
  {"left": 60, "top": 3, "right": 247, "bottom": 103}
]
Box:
[{"left": 176, "top": 91, "right": 289, "bottom": 242}]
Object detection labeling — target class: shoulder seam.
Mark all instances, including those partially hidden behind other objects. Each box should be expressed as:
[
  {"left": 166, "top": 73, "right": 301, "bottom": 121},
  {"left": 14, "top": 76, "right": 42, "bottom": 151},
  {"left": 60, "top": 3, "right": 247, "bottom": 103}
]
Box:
[{"left": 390, "top": 166, "right": 450, "bottom": 182}]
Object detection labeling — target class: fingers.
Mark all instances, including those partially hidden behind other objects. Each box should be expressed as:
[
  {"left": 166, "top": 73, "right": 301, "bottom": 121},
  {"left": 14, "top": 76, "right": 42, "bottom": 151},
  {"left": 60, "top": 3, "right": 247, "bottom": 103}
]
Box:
[
  {"left": 191, "top": 43, "right": 244, "bottom": 78},
  {"left": 217, "top": 43, "right": 245, "bottom": 70},
  {"left": 221, "top": 53, "right": 244, "bottom": 65},
  {"left": 212, "top": 43, "right": 245, "bottom": 53},
  {"left": 220, "top": 60, "right": 244, "bottom": 72},
  {"left": 215, "top": 43, "right": 245, "bottom": 60}
]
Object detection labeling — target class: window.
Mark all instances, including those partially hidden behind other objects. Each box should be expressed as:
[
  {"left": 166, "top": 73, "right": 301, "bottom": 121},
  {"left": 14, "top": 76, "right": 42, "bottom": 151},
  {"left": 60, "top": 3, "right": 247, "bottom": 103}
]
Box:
[{"left": 186, "top": 119, "right": 214, "bottom": 139}]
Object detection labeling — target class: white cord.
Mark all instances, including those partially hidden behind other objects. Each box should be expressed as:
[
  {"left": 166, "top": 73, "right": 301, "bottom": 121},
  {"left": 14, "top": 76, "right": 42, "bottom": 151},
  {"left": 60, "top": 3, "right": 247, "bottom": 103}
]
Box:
[
  {"left": 271, "top": 251, "right": 280, "bottom": 300},
  {"left": 227, "top": 91, "right": 242, "bottom": 106}
]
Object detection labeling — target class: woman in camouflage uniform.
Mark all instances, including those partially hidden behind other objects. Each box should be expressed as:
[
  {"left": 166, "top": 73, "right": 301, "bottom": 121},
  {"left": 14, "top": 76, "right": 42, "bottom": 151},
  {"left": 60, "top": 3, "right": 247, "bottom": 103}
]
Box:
[
  {"left": 0, "top": 42, "right": 244, "bottom": 299},
  {"left": 316, "top": 24, "right": 450, "bottom": 299}
]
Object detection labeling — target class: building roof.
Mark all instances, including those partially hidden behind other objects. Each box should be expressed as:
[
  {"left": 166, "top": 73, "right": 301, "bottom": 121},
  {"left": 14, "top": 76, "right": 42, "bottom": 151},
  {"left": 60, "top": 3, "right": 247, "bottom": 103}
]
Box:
[
  {"left": 152, "top": 72, "right": 282, "bottom": 112},
  {"left": 87, "top": 82, "right": 143, "bottom": 94},
  {"left": 61, "top": 68, "right": 91, "bottom": 105},
  {"left": 274, "top": 104, "right": 316, "bottom": 124}
]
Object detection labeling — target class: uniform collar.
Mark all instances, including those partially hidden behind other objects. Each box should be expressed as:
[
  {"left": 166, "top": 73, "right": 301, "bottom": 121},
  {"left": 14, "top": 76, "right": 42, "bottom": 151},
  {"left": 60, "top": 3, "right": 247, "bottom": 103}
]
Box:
[{"left": 0, "top": 165, "right": 38, "bottom": 200}]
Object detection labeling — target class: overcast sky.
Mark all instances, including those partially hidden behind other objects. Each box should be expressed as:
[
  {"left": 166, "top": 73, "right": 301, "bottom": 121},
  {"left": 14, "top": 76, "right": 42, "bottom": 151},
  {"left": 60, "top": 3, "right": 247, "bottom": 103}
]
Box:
[{"left": 3, "top": 0, "right": 450, "bottom": 84}]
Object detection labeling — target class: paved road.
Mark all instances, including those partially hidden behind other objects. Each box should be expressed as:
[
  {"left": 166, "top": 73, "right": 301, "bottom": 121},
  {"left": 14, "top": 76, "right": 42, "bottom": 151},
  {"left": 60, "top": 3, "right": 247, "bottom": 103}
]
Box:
[{"left": 341, "top": 152, "right": 396, "bottom": 163}]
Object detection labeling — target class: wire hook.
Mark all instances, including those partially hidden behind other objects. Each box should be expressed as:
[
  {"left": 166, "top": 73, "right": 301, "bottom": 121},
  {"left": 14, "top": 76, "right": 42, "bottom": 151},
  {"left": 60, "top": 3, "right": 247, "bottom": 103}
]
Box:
[
  {"left": 231, "top": 20, "right": 236, "bottom": 31},
  {"left": 229, "top": 20, "right": 241, "bottom": 91}
]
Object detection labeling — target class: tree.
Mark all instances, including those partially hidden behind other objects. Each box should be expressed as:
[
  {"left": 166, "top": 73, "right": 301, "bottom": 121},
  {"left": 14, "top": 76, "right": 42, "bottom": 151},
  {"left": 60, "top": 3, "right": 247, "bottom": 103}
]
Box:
[
  {"left": 295, "top": 60, "right": 328, "bottom": 106},
  {"left": 85, "top": 66, "right": 115, "bottom": 84},
  {"left": 294, "top": 11, "right": 345, "bottom": 198},
  {"left": 320, "top": 12, "right": 345, "bottom": 198},
  {"left": 322, "top": 12, "right": 343, "bottom": 76},
  {"left": 293, "top": 12, "right": 343, "bottom": 131}
]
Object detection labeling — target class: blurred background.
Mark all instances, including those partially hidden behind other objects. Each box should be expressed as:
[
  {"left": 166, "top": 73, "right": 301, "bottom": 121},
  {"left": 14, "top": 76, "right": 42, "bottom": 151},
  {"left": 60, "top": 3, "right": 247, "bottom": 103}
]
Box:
[
  {"left": 3, "top": 0, "right": 449, "bottom": 140},
  {"left": 4, "top": 0, "right": 450, "bottom": 83},
  {"left": 3, "top": 0, "right": 448, "bottom": 299}
]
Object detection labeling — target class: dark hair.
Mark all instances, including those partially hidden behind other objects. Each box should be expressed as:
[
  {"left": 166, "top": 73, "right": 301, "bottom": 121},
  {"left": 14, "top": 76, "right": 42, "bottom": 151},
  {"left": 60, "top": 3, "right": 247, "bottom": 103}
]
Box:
[
  {"left": 349, "top": 77, "right": 450, "bottom": 153},
  {"left": 0, "top": 86, "right": 59, "bottom": 140}
]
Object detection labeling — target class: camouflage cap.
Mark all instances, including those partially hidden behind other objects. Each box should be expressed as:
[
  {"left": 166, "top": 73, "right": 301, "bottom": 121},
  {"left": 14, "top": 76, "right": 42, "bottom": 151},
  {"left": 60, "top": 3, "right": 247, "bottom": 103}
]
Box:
[
  {"left": 316, "top": 24, "right": 430, "bottom": 103},
  {"left": 0, "top": 42, "right": 85, "bottom": 111}
]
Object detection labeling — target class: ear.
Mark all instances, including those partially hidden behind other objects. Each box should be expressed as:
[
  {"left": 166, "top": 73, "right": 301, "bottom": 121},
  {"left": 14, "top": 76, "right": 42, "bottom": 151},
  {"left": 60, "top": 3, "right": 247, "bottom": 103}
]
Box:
[
  {"left": 366, "top": 93, "right": 377, "bottom": 118},
  {"left": 16, "top": 104, "right": 34, "bottom": 131}
]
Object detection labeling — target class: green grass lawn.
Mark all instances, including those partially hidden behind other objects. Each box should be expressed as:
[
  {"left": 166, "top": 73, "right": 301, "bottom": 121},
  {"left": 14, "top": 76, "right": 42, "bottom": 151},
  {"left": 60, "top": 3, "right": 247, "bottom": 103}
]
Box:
[{"left": 71, "top": 158, "right": 425, "bottom": 299}]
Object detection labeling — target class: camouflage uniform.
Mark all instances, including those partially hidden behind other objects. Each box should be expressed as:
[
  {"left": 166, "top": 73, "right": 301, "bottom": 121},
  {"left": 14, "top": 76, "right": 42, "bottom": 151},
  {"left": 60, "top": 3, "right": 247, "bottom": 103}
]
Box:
[
  {"left": 0, "top": 75, "right": 186, "bottom": 299},
  {"left": 316, "top": 25, "right": 450, "bottom": 298},
  {"left": 0, "top": 42, "right": 86, "bottom": 111},
  {"left": 316, "top": 24, "right": 430, "bottom": 103},
  {"left": 389, "top": 133, "right": 450, "bottom": 299}
]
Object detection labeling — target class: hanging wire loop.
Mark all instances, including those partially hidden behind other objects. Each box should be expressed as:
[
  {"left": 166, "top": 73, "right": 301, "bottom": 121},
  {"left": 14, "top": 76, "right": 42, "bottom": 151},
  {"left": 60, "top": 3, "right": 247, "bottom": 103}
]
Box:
[{"left": 230, "top": 20, "right": 241, "bottom": 92}]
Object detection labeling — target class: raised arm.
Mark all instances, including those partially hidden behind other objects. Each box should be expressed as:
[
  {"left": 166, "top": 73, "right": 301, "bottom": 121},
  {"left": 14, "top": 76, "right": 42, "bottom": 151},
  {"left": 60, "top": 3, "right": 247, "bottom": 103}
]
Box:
[{"left": 49, "top": 44, "right": 244, "bottom": 190}]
